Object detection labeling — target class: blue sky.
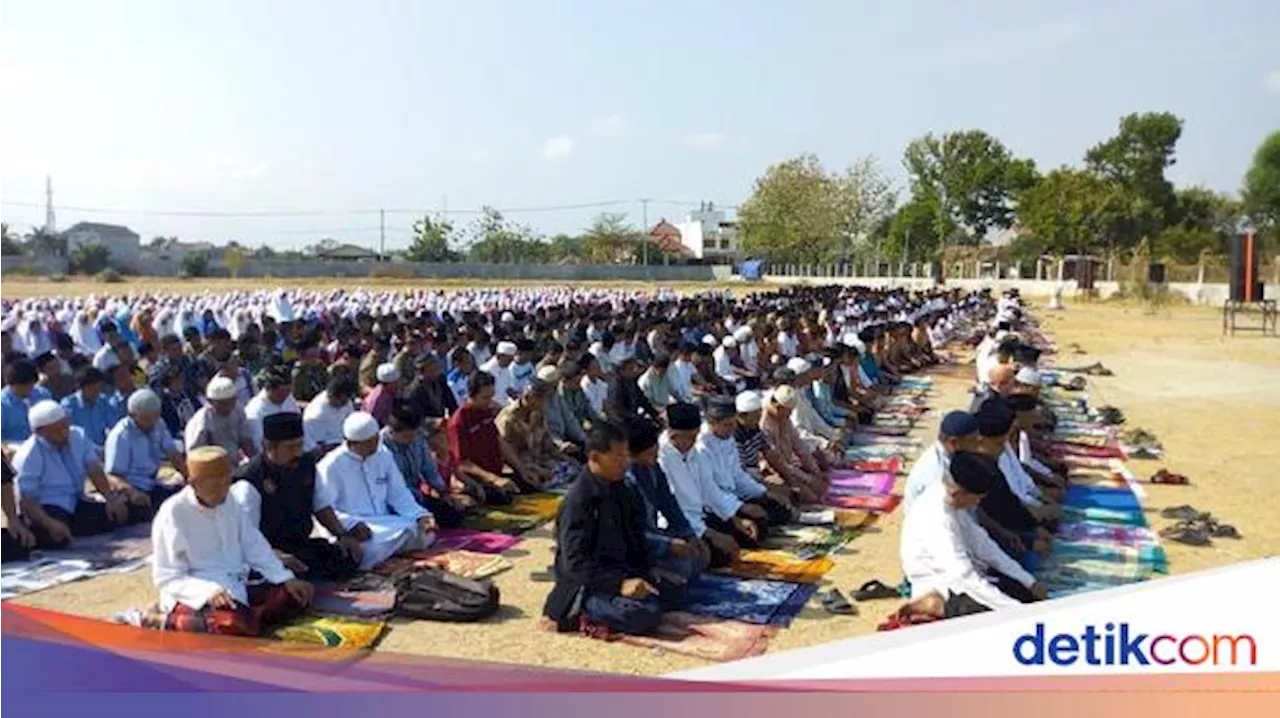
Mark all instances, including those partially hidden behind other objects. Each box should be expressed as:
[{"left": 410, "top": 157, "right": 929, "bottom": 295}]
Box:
[{"left": 2, "top": 0, "right": 1277, "bottom": 251}]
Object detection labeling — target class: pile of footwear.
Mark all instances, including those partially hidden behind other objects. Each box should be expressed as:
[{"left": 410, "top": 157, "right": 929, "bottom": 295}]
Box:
[
  {"left": 1122, "top": 428, "right": 1163, "bottom": 459},
  {"left": 1158, "top": 505, "right": 1242, "bottom": 546},
  {"left": 1097, "top": 406, "right": 1126, "bottom": 426}
]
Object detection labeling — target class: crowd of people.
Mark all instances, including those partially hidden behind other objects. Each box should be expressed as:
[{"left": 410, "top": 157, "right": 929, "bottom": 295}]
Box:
[{"left": 0, "top": 283, "right": 1056, "bottom": 639}]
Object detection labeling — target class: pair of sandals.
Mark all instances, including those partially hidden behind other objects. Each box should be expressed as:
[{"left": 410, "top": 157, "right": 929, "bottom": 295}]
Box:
[
  {"left": 1059, "top": 376, "right": 1087, "bottom": 391},
  {"left": 1150, "top": 469, "right": 1189, "bottom": 485},
  {"left": 1098, "top": 406, "right": 1126, "bottom": 426},
  {"left": 1158, "top": 505, "right": 1241, "bottom": 546},
  {"left": 819, "top": 579, "right": 901, "bottom": 616}
]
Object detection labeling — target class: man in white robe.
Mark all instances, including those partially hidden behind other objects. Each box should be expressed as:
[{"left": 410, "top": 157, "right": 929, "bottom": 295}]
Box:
[
  {"left": 480, "top": 341, "right": 519, "bottom": 407},
  {"left": 903, "top": 411, "right": 980, "bottom": 512},
  {"left": 302, "top": 375, "right": 357, "bottom": 455},
  {"left": 314, "top": 412, "right": 435, "bottom": 570},
  {"left": 900, "top": 451, "right": 1047, "bottom": 617},
  {"left": 185, "top": 376, "right": 256, "bottom": 461},
  {"left": 244, "top": 367, "right": 300, "bottom": 448},
  {"left": 149, "top": 446, "right": 314, "bottom": 636}
]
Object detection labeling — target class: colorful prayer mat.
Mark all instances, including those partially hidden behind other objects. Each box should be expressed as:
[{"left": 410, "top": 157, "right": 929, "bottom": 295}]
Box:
[
  {"left": 845, "top": 445, "right": 911, "bottom": 460},
  {"left": 414, "top": 549, "right": 513, "bottom": 579},
  {"left": 714, "top": 549, "right": 834, "bottom": 584},
  {"left": 848, "top": 434, "right": 922, "bottom": 447},
  {"left": 821, "top": 493, "right": 902, "bottom": 514},
  {"left": 432, "top": 527, "right": 524, "bottom": 553},
  {"left": 1052, "top": 540, "right": 1168, "bottom": 572},
  {"left": 618, "top": 611, "right": 777, "bottom": 662},
  {"left": 1065, "top": 485, "right": 1144, "bottom": 513},
  {"left": 462, "top": 493, "right": 562, "bottom": 535},
  {"left": 844, "top": 457, "right": 904, "bottom": 474},
  {"left": 1036, "top": 557, "right": 1158, "bottom": 598},
  {"left": 312, "top": 582, "right": 398, "bottom": 617},
  {"left": 682, "top": 573, "right": 818, "bottom": 626},
  {"left": 760, "top": 526, "right": 859, "bottom": 559},
  {"left": 827, "top": 470, "right": 896, "bottom": 495},
  {"left": 269, "top": 614, "right": 387, "bottom": 649},
  {"left": 1061, "top": 505, "right": 1146, "bottom": 527}
]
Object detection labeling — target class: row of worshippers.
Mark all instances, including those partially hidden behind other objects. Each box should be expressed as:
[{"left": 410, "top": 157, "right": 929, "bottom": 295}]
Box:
[{"left": 895, "top": 293, "right": 1074, "bottom": 619}]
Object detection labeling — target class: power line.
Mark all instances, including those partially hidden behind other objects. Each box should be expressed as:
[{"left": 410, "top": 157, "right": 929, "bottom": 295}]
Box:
[{"left": 0, "top": 197, "right": 677, "bottom": 219}]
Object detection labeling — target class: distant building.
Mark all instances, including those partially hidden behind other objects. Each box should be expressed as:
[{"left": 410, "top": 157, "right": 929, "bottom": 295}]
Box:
[
  {"left": 316, "top": 243, "right": 382, "bottom": 262},
  {"left": 672, "top": 202, "right": 738, "bottom": 261},
  {"left": 64, "top": 222, "right": 141, "bottom": 269}
]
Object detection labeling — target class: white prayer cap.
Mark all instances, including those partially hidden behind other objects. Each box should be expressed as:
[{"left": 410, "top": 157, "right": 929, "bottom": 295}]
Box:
[
  {"left": 342, "top": 412, "right": 380, "bottom": 442},
  {"left": 701, "top": 334, "right": 717, "bottom": 346},
  {"left": 29, "top": 400, "right": 67, "bottom": 431},
  {"left": 1015, "top": 367, "right": 1042, "bottom": 386},
  {"left": 206, "top": 376, "right": 238, "bottom": 401},
  {"left": 376, "top": 363, "right": 400, "bottom": 383},
  {"left": 496, "top": 341, "right": 518, "bottom": 356},
  {"left": 733, "top": 326, "right": 752, "bottom": 342},
  {"left": 535, "top": 364, "right": 561, "bottom": 384},
  {"left": 735, "top": 390, "right": 763, "bottom": 414},
  {"left": 93, "top": 349, "right": 121, "bottom": 372},
  {"left": 501, "top": 311, "right": 515, "bottom": 322},
  {"left": 772, "top": 384, "right": 799, "bottom": 409},
  {"left": 721, "top": 335, "right": 737, "bottom": 349},
  {"left": 786, "top": 357, "right": 812, "bottom": 374},
  {"left": 127, "top": 388, "right": 162, "bottom": 415}
]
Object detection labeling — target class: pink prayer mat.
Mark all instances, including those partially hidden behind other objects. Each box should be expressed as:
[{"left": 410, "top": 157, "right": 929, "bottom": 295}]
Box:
[
  {"left": 432, "top": 528, "right": 524, "bottom": 554},
  {"left": 827, "top": 471, "right": 896, "bottom": 495},
  {"left": 822, "top": 493, "right": 902, "bottom": 514}
]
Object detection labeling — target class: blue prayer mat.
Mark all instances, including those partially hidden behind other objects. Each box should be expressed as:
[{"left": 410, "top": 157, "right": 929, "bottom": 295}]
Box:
[
  {"left": 682, "top": 573, "right": 818, "bottom": 626},
  {"left": 1065, "top": 485, "right": 1144, "bottom": 514}
]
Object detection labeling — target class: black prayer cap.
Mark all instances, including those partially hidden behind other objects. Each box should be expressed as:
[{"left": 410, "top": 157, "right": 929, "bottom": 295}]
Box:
[
  {"left": 262, "top": 412, "right": 304, "bottom": 442},
  {"left": 706, "top": 396, "right": 736, "bottom": 421},
  {"left": 626, "top": 417, "right": 660, "bottom": 453},
  {"left": 974, "top": 396, "right": 1015, "bottom": 437},
  {"left": 667, "top": 402, "right": 702, "bottom": 431},
  {"left": 949, "top": 451, "right": 1000, "bottom": 495},
  {"left": 1007, "top": 393, "right": 1038, "bottom": 413},
  {"left": 1013, "top": 345, "right": 1042, "bottom": 365},
  {"left": 33, "top": 351, "right": 56, "bottom": 369},
  {"left": 257, "top": 365, "right": 291, "bottom": 389}
]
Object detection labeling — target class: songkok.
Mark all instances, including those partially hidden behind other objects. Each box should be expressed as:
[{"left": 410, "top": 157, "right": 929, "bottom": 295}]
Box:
[
  {"left": 948, "top": 451, "right": 999, "bottom": 494},
  {"left": 772, "top": 384, "right": 799, "bottom": 409},
  {"left": 974, "top": 397, "right": 1014, "bottom": 437},
  {"left": 772, "top": 367, "right": 796, "bottom": 383},
  {"left": 1015, "top": 367, "right": 1042, "bottom": 386},
  {"left": 496, "top": 341, "right": 517, "bottom": 357},
  {"left": 206, "top": 376, "right": 238, "bottom": 401},
  {"left": 733, "top": 326, "right": 753, "bottom": 342},
  {"left": 536, "top": 365, "right": 561, "bottom": 383},
  {"left": 342, "top": 411, "right": 380, "bottom": 442},
  {"left": 667, "top": 402, "right": 702, "bottom": 431},
  {"left": 706, "top": 396, "right": 737, "bottom": 421},
  {"left": 939, "top": 410, "right": 979, "bottom": 438},
  {"left": 188, "top": 446, "right": 231, "bottom": 481},
  {"left": 786, "top": 357, "right": 812, "bottom": 374},
  {"left": 1013, "top": 346, "right": 1042, "bottom": 365},
  {"left": 626, "top": 418, "right": 660, "bottom": 453},
  {"left": 735, "top": 390, "right": 763, "bottom": 414},
  {"left": 257, "top": 366, "right": 291, "bottom": 388},
  {"left": 262, "top": 412, "right": 304, "bottom": 442},
  {"left": 127, "top": 388, "right": 162, "bottom": 414},
  {"left": 376, "top": 363, "right": 400, "bottom": 383},
  {"left": 28, "top": 400, "right": 67, "bottom": 430},
  {"left": 721, "top": 336, "right": 737, "bottom": 349},
  {"left": 1008, "top": 393, "right": 1038, "bottom": 413}
]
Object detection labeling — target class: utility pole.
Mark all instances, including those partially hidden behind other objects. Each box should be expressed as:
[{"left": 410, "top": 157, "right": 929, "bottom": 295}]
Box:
[
  {"left": 379, "top": 209, "right": 386, "bottom": 260},
  {"left": 641, "top": 198, "right": 650, "bottom": 266}
]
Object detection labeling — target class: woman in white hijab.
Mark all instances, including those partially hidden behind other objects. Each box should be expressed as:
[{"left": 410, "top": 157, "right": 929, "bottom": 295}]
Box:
[{"left": 70, "top": 311, "right": 104, "bottom": 353}]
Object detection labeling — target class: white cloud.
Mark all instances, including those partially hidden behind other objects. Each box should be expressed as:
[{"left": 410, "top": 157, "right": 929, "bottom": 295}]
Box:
[
  {"left": 1265, "top": 69, "right": 1280, "bottom": 93},
  {"left": 683, "top": 132, "right": 727, "bottom": 150},
  {"left": 541, "top": 135, "right": 576, "bottom": 160},
  {"left": 590, "top": 114, "right": 630, "bottom": 138}
]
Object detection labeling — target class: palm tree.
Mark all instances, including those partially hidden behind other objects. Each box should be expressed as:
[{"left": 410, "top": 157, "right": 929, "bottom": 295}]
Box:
[
  {"left": 25, "top": 226, "right": 66, "bottom": 257},
  {"left": 1, "top": 223, "right": 23, "bottom": 255}
]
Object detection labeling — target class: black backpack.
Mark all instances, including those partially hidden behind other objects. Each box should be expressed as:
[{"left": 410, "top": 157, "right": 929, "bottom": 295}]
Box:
[{"left": 395, "top": 567, "right": 501, "bottom": 622}]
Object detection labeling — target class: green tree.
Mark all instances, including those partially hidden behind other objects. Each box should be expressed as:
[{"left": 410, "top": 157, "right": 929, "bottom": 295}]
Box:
[
  {"left": 253, "top": 244, "right": 277, "bottom": 259},
  {"left": 1242, "top": 130, "right": 1280, "bottom": 230},
  {"left": 181, "top": 253, "right": 210, "bottom": 277},
  {"left": 1083, "top": 111, "right": 1184, "bottom": 245},
  {"left": 546, "top": 233, "right": 584, "bottom": 262},
  {"left": 224, "top": 245, "right": 247, "bottom": 278},
  {"left": 881, "top": 194, "right": 954, "bottom": 263},
  {"left": 1, "top": 223, "right": 22, "bottom": 255},
  {"left": 405, "top": 215, "right": 460, "bottom": 262},
  {"left": 1014, "top": 168, "right": 1116, "bottom": 256},
  {"left": 737, "top": 154, "right": 843, "bottom": 264},
  {"left": 70, "top": 243, "right": 112, "bottom": 274},
  {"left": 903, "top": 129, "right": 1037, "bottom": 242},
  {"left": 25, "top": 227, "right": 66, "bottom": 257},
  {"left": 581, "top": 213, "right": 641, "bottom": 263},
  {"left": 833, "top": 156, "right": 898, "bottom": 260},
  {"left": 465, "top": 207, "right": 542, "bottom": 263}
]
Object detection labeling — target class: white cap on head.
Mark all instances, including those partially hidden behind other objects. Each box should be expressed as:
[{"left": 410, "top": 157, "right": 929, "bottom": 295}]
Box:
[
  {"left": 127, "top": 389, "right": 162, "bottom": 415},
  {"left": 735, "top": 390, "right": 763, "bottom": 413},
  {"left": 376, "top": 363, "right": 400, "bottom": 383},
  {"left": 535, "top": 364, "right": 561, "bottom": 383},
  {"left": 772, "top": 384, "right": 799, "bottom": 409},
  {"left": 786, "top": 357, "right": 812, "bottom": 374},
  {"left": 701, "top": 334, "right": 717, "bottom": 346},
  {"left": 721, "top": 335, "right": 738, "bottom": 349},
  {"left": 29, "top": 400, "right": 67, "bottom": 431},
  {"left": 733, "top": 326, "right": 752, "bottom": 342},
  {"left": 1015, "top": 367, "right": 1042, "bottom": 386},
  {"left": 496, "top": 341, "right": 518, "bottom": 357},
  {"left": 205, "top": 376, "right": 238, "bottom": 401},
  {"left": 342, "top": 411, "right": 380, "bottom": 442}
]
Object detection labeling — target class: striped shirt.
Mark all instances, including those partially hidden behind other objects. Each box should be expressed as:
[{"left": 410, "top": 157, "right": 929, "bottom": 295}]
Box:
[{"left": 734, "top": 426, "right": 769, "bottom": 473}]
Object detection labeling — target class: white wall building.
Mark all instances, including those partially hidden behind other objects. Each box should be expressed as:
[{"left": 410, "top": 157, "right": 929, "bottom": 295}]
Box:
[
  {"left": 673, "top": 202, "right": 738, "bottom": 261},
  {"left": 64, "top": 222, "right": 142, "bottom": 270}
]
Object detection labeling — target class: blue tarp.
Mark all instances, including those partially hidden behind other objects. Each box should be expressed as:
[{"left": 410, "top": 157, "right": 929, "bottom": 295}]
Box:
[{"left": 739, "top": 259, "right": 765, "bottom": 280}]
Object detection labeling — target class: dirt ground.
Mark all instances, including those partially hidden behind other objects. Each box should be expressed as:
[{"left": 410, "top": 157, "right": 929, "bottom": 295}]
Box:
[{"left": 7, "top": 287, "right": 1280, "bottom": 675}]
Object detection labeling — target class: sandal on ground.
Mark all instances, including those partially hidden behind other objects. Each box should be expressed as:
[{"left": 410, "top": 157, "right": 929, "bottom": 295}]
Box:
[
  {"left": 1205, "top": 519, "right": 1242, "bottom": 539},
  {"left": 819, "top": 589, "right": 859, "bottom": 616},
  {"left": 529, "top": 567, "right": 555, "bottom": 583},
  {"left": 853, "top": 579, "right": 900, "bottom": 601},
  {"left": 1150, "top": 470, "right": 1189, "bottom": 485},
  {"left": 1159, "top": 525, "right": 1212, "bottom": 546},
  {"left": 1160, "top": 505, "right": 1206, "bottom": 520}
]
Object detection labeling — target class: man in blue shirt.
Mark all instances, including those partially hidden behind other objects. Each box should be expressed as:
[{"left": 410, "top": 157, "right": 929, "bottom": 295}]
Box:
[
  {"left": 60, "top": 368, "right": 121, "bottom": 448},
  {"left": 13, "top": 401, "right": 133, "bottom": 548},
  {"left": 380, "top": 400, "right": 473, "bottom": 528},
  {"left": 2, "top": 360, "right": 53, "bottom": 445},
  {"left": 104, "top": 389, "right": 188, "bottom": 515},
  {"left": 622, "top": 418, "right": 709, "bottom": 581}
]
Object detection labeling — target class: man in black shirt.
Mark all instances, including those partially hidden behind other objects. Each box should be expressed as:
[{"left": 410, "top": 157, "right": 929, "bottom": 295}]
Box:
[
  {"left": 230, "top": 412, "right": 360, "bottom": 581},
  {"left": 604, "top": 358, "right": 662, "bottom": 426},
  {"left": 543, "top": 420, "right": 685, "bottom": 636},
  {"left": 406, "top": 352, "right": 456, "bottom": 425}
]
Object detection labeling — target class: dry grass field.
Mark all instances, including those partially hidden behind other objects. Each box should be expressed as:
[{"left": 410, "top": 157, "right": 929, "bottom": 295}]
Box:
[{"left": 6, "top": 279, "right": 1279, "bottom": 675}]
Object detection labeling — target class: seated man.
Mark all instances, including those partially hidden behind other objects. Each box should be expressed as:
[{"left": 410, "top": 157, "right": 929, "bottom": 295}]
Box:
[
  {"left": 185, "top": 376, "right": 257, "bottom": 461},
  {"left": 496, "top": 373, "right": 580, "bottom": 491},
  {"left": 104, "top": 389, "right": 188, "bottom": 515},
  {"left": 151, "top": 446, "right": 314, "bottom": 636},
  {"left": 900, "top": 451, "right": 1047, "bottom": 617},
  {"left": 2, "top": 360, "right": 52, "bottom": 445},
  {"left": 659, "top": 402, "right": 764, "bottom": 567},
  {"left": 302, "top": 375, "right": 357, "bottom": 455},
  {"left": 14, "top": 401, "right": 134, "bottom": 548},
  {"left": 231, "top": 413, "right": 361, "bottom": 581},
  {"left": 623, "top": 418, "right": 710, "bottom": 580},
  {"left": 540, "top": 364, "right": 588, "bottom": 457},
  {"left": 381, "top": 401, "right": 473, "bottom": 528},
  {"left": 759, "top": 385, "right": 828, "bottom": 501},
  {"left": 699, "top": 396, "right": 794, "bottom": 526},
  {"left": 60, "top": 367, "right": 119, "bottom": 449},
  {"left": 903, "top": 411, "right": 981, "bottom": 511},
  {"left": 543, "top": 421, "right": 686, "bottom": 636},
  {"left": 972, "top": 398, "right": 1055, "bottom": 551},
  {"left": 315, "top": 412, "right": 436, "bottom": 570},
  {"left": 244, "top": 366, "right": 300, "bottom": 447},
  {"left": 447, "top": 371, "right": 522, "bottom": 503},
  {"left": 733, "top": 390, "right": 822, "bottom": 497}
]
